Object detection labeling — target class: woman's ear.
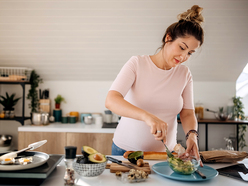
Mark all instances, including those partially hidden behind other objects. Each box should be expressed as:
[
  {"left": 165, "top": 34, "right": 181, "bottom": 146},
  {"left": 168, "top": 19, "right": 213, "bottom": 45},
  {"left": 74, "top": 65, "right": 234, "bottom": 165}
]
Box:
[{"left": 165, "top": 33, "right": 172, "bottom": 42}]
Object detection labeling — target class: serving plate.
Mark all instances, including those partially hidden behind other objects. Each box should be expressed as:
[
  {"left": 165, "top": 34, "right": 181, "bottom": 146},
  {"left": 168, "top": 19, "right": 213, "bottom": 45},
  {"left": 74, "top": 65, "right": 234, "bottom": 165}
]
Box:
[
  {"left": 152, "top": 162, "right": 218, "bottom": 182},
  {"left": 0, "top": 151, "right": 49, "bottom": 171}
]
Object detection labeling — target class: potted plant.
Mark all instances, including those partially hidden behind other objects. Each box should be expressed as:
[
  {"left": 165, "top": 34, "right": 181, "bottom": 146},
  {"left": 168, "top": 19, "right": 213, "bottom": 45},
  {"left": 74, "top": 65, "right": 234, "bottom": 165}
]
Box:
[
  {"left": 0, "top": 92, "right": 21, "bottom": 118},
  {"left": 54, "top": 94, "right": 66, "bottom": 109},
  {"left": 232, "top": 96, "right": 246, "bottom": 150},
  {"left": 27, "top": 70, "right": 43, "bottom": 113}
]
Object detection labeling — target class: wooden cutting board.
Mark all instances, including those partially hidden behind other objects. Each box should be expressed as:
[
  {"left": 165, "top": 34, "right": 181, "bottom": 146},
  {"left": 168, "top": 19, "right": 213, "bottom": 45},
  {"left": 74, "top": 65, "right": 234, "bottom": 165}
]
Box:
[{"left": 108, "top": 161, "right": 151, "bottom": 174}]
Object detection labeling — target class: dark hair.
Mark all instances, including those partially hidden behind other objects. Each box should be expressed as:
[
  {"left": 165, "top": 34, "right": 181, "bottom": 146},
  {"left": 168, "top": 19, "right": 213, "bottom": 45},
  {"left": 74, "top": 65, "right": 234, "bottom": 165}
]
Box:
[{"left": 160, "top": 5, "right": 204, "bottom": 49}]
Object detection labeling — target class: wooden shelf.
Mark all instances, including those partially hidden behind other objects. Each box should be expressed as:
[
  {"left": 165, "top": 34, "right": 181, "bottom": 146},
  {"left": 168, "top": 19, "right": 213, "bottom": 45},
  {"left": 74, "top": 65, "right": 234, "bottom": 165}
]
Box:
[{"left": 178, "top": 119, "right": 248, "bottom": 151}]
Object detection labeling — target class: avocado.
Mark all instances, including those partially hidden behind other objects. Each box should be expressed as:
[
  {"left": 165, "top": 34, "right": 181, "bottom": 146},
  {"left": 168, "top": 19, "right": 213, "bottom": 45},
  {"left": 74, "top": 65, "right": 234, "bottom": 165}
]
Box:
[
  {"left": 128, "top": 151, "right": 144, "bottom": 164},
  {"left": 81, "top": 146, "right": 98, "bottom": 157},
  {"left": 88, "top": 153, "right": 107, "bottom": 163},
  {"left": 76, "top": 155, "right": 88, "bottom": 164}
]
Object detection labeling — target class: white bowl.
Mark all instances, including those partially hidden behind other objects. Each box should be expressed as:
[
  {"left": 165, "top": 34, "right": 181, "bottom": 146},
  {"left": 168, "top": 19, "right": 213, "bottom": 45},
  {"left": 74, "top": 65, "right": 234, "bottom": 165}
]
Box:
[{"left": 73, "top": 161, "right": 107, "bottom": 177}]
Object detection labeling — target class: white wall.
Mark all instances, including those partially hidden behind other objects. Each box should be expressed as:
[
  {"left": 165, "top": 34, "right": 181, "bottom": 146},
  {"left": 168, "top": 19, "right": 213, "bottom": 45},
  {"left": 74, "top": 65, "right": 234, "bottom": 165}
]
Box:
[{"left": 1, "top": 80, "right": 247, "bottom": 152}]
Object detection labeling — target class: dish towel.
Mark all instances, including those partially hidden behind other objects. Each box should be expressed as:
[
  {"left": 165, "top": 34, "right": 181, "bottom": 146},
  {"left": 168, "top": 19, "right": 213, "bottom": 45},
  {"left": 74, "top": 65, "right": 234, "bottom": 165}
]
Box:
[{"left": 200, "top": 150, "right": 248, "bottom": 163}]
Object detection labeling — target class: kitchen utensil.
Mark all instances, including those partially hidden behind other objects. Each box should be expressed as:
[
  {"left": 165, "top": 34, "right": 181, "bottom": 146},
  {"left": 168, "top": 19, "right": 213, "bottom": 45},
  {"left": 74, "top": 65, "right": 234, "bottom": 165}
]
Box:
[
  {"left": 167, "top": 156, "right": 200, "bottom": 175},
  {"left": 0, "top": 140, "right": 47, "bottom": 160},
  {"left": 161, "top": 140, "right": 174, "bottom": 158},
  {"left": 69, "top": 111, "right": 79, "bottom": 122},
  {"left": 206, "top": 108, "right": 232, "bottom": 121},
  {"left": 84, "top": 116, "right": 93, "bottom": 124},
  {"left": 53, "top": 109, "right": 62, "bottom": 122},
  {"left": 61, "top": 116, "right": 68, "bottom": 123},
  {"left": 106, "top": 156, "right": 137, "bottom": 169},
  {"left": 214, "top": 112, "right": 232, "bottom": 121},
  {"left": 80, "top": 113, "right": 91, "bottom": 123},
  {"left": 0, "top": 135, "right": 12, "bottom": 147},
  {"left": 39, "top": 99, "right": 51, "bottom": 114},
  {"left": 104, "top": 110, "right": 113, "bottom": 123},
  {"left": 196, "top": 170, "right": 206, "bottom": 179},
  {"left": 152, "top": 162, "right": 218, "bottom": 181},
  {"left": 0, "top": 154, "right": 62, "bottom": 186},
  {"left": 205, "top": 108, "right": 217, "bottom": 113},
  {"left": 69, "top": 116, "right": 76, "bottom": 123},
  {"left": 32, "top": 112, "right": 50, "bottom": 125}
]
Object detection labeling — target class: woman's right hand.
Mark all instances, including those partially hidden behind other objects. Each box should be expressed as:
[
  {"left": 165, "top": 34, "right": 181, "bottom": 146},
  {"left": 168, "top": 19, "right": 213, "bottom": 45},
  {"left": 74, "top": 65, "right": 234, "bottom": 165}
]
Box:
[{"left": 143, "top": 112, "right": 168, "bottom": 143}]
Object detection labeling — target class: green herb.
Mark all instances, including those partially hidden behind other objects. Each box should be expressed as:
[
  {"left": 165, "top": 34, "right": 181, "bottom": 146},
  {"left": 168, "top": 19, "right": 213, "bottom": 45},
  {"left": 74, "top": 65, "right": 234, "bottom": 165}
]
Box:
[
  {"left": 27, "top": 70, "right": 43, "bottom": 113},
  {"left": 232, "top": 96, "right": 246, "bottom": 150},
  {"left": 54, "top": 94, "right": 66, "bottom": 104}
]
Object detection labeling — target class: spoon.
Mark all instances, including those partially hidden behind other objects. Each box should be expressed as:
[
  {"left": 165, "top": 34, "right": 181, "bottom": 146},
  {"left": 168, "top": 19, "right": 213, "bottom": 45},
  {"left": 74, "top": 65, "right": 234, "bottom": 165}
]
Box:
[{"left": 0, "top": 140, "right": 47, "bottom": 160}]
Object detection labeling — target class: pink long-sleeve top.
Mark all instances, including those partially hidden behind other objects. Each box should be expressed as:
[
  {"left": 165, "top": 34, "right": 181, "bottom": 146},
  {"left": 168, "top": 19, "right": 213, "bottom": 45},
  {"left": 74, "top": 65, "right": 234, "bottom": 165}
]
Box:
[{"left": 109, "top": 55, "right": 194, "bottom": 151}]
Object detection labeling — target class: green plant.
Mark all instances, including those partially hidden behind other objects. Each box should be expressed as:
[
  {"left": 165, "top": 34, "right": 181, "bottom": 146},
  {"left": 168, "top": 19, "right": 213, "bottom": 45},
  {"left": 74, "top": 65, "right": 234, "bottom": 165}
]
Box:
[
  {"left": 219, "top": 107, "right": 224, "bottom": 113},
  {"left": 232, "top": 96, "right": 246, "bottom": 150},
  {"left": 27, "top": 70, "right": 43, "bottom": 113},
  {"left": 54, "top": 94, "right": 66, "bottom": 104},
  {"left": 0, "top": 92, "right": 21, "bottom": 110}
]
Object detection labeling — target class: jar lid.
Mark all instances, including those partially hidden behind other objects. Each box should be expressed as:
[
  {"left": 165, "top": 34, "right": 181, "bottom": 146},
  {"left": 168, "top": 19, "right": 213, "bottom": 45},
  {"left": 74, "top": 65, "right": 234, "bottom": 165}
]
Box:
[{"left": 65, "top": 146, "right": 77, "bottom": 159}]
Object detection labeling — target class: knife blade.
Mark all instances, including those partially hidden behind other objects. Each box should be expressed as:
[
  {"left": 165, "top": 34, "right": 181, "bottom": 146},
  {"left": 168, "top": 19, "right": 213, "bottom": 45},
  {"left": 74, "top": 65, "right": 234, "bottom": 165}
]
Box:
[
  {"left": 161, "top": 140, "right": 174, "bottom": 158},
  {"left": 196, "top": 170, "right": 207, "bottom": 179},
  {"left": 106, "top": 156, "right": 137, "bottom": 169}
]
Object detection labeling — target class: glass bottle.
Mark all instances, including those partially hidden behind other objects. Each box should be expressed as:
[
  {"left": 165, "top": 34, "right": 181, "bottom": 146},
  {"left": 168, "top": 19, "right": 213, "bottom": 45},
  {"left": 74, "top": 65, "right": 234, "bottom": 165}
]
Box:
[
  {"left": 64, "top": 146, "right": 77, "bottom": 186},
  {"left": 198, "top": 102, "right": 204, "bottom": 120}
]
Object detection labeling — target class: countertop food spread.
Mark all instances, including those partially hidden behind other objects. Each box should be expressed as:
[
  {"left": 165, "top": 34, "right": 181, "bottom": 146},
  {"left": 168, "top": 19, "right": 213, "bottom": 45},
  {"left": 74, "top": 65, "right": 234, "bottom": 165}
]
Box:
[{"left": 39, "top": 156, "right": 248, "bottom": 186}]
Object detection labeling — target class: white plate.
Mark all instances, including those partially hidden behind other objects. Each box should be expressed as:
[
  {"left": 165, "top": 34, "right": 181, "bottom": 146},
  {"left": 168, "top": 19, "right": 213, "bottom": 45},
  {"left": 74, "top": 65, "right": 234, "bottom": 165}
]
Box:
[{"left": 0, "top": 151, "right": 49, "bottom": 171}]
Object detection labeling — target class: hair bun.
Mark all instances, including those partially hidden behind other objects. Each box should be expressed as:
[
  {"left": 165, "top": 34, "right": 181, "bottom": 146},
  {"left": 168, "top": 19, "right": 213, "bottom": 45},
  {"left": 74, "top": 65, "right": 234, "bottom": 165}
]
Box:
[{"left": 177, "top": 5, "right": 204, "bottom": 25}]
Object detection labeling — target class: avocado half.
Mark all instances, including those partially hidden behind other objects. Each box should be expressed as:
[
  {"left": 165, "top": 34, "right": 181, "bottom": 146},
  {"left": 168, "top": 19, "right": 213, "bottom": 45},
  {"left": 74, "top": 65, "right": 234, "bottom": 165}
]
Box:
[
  {"left": 88, "top": 153, "right": 107, "bottom": 163},
  {"left": 81, "top": 146, "right": 98, "bottom": 157},
  {"left": 128, "top": 151, "right": 144, "bottom": 164}
]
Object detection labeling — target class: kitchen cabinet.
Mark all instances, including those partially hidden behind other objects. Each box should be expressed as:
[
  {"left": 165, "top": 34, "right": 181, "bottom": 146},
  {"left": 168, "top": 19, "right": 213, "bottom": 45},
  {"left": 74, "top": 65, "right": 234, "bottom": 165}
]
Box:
[
  {"left": 18, "top": 132, "right": 66, "bottom": 154},
  {"left": 18, "top": 131, "right": 114, "bottom": 155},
  {"left": 0, "top": 81, "right": 31, "bottom": 125},
  {"left": 67, "top": 132, "right": 113, "bottom": 155}
]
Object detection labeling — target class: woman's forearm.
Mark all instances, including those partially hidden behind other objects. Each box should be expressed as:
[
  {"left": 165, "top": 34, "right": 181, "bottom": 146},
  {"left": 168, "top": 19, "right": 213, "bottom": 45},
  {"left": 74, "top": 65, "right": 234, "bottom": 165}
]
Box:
[{"left": 180, "top": 109, "right": 198, "bottom": 135}]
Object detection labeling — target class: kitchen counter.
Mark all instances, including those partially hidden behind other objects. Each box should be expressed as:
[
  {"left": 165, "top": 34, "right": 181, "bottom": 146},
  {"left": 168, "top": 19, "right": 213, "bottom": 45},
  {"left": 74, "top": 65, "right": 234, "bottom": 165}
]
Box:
[
  {"left": 41, "top": 156, "right": 248, "bottom": 186},
  {"left": 18, "top": 123, "right": 116, "bottom": 133}
]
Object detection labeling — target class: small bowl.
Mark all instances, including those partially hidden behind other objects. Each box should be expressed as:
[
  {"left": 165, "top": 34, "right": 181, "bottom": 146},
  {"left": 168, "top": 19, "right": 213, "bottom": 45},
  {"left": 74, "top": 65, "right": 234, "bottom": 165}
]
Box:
[
  {"left": 167, "top": 156, "right": 200, "bottom": 175},
  {"left": 215, "top": 112, "right": 232, "bottom": 121},
  {"left": 73, "top": 161, "right": 107, "bottom": 177}
]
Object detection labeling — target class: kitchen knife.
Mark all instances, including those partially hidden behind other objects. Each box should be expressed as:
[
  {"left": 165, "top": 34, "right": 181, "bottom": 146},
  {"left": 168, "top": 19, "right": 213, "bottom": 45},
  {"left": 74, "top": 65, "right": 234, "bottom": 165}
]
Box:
[
  {"left": 196, "top": 169, "right": 207, "bottom": 179},
  {"left": 106, "top": 156, "right": 137, "bottom": 169},
  {"left": 161, "top": 140, "right": 174, "bottom": 158}
]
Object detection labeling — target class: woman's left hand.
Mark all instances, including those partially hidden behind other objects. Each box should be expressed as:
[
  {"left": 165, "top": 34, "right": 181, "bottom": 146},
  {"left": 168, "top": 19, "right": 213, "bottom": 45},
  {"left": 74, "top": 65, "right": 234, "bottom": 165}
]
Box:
[{"left": 180, "top": 133, "right": 203, "bottom": 167}]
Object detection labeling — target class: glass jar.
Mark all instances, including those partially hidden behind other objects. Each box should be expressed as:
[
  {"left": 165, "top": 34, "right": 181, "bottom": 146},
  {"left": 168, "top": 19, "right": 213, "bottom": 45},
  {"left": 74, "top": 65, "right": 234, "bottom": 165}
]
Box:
[
  {"left": 195, "top": 102, "right": 204, "bottom": 120},
  {"left": 64, "top": 146, "right": 77, "bottom": 186},
  {"left": 9, "top": 110, "right": 15, "bottom": 118}
]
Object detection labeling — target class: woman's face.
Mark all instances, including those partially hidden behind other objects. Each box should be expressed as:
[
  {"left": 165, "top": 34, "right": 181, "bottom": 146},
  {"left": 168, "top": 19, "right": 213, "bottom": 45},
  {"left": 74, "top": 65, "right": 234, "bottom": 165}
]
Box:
[{"left": 163, "top": 35, "right": 200, "bottom": 69}]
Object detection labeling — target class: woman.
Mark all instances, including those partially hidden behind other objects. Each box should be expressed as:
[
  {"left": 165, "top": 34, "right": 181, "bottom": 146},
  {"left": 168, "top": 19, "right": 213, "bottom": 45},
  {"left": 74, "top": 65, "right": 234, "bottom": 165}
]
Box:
[{"left": 105, "top": 5, "right": 204, "bottom": 165}]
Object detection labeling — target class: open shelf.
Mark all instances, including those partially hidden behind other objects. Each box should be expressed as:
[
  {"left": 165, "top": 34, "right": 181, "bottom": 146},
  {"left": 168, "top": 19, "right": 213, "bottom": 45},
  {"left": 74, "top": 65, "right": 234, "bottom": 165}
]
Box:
[{"left": 0, "top": 81, "right": 31, "bottom": 125}]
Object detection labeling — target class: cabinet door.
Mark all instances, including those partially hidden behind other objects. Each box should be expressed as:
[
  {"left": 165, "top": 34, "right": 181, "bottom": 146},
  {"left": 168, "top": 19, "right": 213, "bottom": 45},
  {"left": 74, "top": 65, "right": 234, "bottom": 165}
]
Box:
[
  {"left": 18, "top": 132, "right": 66, "bottom": 154},
  {"left": 67, "top": 133, "right": 113, "bottom": 155}
]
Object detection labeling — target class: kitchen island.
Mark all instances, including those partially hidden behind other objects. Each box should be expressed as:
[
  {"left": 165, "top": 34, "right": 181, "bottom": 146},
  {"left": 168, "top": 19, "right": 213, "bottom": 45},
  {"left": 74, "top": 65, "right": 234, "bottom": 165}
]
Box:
[{"left": 41, "top": 156, "right": 248, "bottom": 186}]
